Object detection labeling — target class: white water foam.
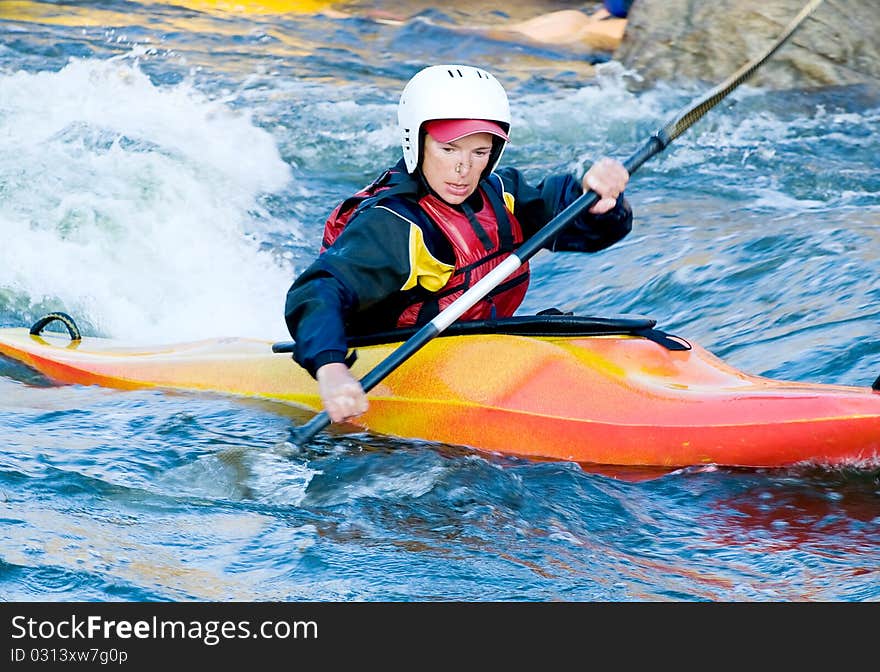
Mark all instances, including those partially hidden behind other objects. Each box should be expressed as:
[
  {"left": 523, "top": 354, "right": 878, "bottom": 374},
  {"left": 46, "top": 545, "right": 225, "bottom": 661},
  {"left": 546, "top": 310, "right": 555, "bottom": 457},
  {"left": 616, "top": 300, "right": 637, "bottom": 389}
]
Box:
[{"left": 0, "top": 53, "right": 296, "bottom": 342}]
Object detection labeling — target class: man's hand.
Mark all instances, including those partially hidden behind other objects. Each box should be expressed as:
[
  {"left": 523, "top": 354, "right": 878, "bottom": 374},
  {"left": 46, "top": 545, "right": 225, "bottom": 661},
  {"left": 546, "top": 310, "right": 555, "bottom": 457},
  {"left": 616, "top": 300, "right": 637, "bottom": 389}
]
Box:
[
  {"left": 583, "top": 157, "right": 629, "bottom": 214},
  {"left": 316, "top": 362, "right": 368, "bottom": 423}
]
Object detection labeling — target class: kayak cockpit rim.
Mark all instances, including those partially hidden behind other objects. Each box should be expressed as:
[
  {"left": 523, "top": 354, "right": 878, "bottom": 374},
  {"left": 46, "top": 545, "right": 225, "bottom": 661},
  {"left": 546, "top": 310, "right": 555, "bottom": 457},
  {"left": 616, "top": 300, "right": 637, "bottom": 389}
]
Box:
[{"left": 271, "top": 313, "right": 692, "bottom": 352}]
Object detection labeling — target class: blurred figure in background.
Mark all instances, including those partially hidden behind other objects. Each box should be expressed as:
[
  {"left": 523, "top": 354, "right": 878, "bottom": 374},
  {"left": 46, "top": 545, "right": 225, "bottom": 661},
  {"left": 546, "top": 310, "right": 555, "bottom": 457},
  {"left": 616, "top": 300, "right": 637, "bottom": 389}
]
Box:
[{"left": 501, "top": 1, "right": 635, "bottom": 50}]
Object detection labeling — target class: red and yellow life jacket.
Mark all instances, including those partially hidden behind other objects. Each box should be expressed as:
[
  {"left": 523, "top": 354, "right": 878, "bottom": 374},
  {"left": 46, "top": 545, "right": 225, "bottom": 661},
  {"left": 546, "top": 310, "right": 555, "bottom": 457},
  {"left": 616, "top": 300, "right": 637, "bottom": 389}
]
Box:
[{"left": 321, "top": 168, "right": 530, "bottom": 327}]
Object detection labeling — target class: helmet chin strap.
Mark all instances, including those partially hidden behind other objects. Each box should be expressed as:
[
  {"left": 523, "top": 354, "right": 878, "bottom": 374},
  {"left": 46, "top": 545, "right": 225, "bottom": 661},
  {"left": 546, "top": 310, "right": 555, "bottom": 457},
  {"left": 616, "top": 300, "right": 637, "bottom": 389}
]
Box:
[{"left": 487, "top": 135, "right": 506, "bottom": 174}]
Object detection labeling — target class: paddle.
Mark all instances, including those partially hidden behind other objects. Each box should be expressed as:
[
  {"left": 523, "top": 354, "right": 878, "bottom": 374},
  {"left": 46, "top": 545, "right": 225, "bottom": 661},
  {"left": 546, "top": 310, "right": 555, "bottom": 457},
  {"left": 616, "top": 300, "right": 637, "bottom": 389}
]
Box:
[{"left": 292, "top": 0, "right": 825, "bottom": 444}]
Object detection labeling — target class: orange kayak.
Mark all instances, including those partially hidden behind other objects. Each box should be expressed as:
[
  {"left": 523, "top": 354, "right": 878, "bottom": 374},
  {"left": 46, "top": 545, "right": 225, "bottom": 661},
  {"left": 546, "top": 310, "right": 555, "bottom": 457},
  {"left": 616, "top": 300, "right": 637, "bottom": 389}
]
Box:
[{"left": 1, "top": 313, "right": 878, "bottom": 469}]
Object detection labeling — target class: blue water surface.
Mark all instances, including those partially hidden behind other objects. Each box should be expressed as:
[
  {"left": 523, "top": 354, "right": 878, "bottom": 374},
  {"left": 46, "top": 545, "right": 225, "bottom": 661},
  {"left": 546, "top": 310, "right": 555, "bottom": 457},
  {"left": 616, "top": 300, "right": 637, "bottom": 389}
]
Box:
[{"left": 0, "top": 0, "right": 878, "bottom": 603}]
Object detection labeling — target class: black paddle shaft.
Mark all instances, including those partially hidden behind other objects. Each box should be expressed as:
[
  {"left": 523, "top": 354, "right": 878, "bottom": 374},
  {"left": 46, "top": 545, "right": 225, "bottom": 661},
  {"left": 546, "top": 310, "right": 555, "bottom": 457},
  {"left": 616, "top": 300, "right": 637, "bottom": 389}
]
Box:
[{"left": 291, "top": 0, "right": 825, "bottom": 444}]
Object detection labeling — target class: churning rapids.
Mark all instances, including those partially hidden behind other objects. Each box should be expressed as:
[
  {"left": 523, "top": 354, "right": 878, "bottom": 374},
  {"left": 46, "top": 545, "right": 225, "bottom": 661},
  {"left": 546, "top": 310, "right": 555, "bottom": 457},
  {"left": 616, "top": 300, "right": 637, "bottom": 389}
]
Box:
[{"left": 1, "top": 1, "right": 878, "bottom": 601}]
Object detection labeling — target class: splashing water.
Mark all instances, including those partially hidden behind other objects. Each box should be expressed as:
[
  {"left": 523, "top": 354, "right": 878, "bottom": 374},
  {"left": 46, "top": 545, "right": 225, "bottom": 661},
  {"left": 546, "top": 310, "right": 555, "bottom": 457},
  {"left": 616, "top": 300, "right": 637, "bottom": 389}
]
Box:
[{"left": 0, "top": 53, "right": 295, "bottom": 341}]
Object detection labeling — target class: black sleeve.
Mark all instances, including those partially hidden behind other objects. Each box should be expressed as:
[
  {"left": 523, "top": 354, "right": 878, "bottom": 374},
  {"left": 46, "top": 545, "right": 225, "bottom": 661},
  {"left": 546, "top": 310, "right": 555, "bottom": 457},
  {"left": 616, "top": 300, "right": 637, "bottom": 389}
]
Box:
[
  {"left": 494, "top": 166, "right": 632, "bottom": 252},
  {"left": 283, "top": 268, "right": 352, "bottom": 378},
  {"left": 284, "top": 207, "right": 415, "bottom": 378}
]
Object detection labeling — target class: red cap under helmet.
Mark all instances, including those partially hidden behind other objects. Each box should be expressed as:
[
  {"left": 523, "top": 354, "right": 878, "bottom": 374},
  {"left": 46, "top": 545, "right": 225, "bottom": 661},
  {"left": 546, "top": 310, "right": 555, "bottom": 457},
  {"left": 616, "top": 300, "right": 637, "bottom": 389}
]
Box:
[{"left": 424, "top": 118, "right": 509, "bottom": 143}]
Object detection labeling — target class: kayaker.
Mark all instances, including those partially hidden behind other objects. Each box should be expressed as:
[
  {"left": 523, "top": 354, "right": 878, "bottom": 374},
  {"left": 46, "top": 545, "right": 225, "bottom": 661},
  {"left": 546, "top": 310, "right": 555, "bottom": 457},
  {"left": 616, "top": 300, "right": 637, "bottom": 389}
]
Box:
[{"left": 284, "top": 63, "right": 632, "bottom": 423}]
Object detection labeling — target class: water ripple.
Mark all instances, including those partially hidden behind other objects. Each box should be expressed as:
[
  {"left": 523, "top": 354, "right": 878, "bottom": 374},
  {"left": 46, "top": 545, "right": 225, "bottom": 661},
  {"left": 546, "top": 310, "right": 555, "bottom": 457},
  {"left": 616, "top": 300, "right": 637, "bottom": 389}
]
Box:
[{"left": 1, "top": 0, "right": 878, "bottom": 602}]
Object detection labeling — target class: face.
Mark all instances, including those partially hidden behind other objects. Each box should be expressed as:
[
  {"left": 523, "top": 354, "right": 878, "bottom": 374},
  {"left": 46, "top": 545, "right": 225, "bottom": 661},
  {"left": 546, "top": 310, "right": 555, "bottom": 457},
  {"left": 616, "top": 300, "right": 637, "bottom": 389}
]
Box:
[{"left": 420, "top": 132, "right": 494, "bottom": 205}]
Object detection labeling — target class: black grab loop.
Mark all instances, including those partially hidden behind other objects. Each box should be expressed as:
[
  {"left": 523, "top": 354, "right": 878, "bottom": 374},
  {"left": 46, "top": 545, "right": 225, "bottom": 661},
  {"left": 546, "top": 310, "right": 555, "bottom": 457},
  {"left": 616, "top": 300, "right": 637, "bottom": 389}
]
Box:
[
  {"left": 873, "top": 374, "right": 879, "bottom": 391},
  {"left": 29, "top": 312, "right": 82, "bottom": 341}
]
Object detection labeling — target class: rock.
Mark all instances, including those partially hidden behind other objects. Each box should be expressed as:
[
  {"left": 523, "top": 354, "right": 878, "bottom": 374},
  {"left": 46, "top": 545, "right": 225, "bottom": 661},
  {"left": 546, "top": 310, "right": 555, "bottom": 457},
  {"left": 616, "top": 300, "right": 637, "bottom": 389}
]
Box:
[{"left": 615, "top": 0, "right": 880, "bottom": 90}]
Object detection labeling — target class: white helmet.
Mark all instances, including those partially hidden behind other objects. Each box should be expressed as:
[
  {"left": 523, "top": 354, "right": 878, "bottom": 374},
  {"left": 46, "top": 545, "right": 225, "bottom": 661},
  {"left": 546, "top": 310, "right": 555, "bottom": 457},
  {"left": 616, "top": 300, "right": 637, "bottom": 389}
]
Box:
[{"left": 397, "top": 64, "right": 511, "bottom": 174}]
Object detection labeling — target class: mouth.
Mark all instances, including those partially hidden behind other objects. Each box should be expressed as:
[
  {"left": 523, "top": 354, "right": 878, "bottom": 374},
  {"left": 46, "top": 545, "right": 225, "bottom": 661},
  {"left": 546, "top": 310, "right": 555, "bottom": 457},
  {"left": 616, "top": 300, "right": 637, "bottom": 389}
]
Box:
[{"left": 445, "top": 182, "right": 470, "bottom": 196}]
